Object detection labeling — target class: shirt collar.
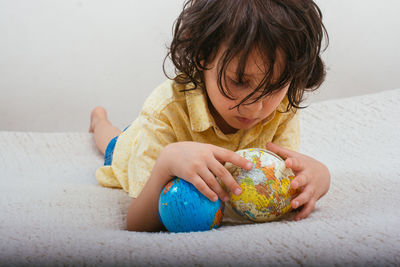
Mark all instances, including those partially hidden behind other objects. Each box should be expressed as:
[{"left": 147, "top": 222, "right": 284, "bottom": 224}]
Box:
[{"left": 185, "top": 86, "right": 214, "bottom": 132}]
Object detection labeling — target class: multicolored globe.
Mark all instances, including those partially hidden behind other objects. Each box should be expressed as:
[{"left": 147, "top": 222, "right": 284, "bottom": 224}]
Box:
[
  {"left": 158, "top": 177, "right": 224, "bottom": 233},
  {"left": 226, "top": 148, "right": 299, "bottom": 222}
]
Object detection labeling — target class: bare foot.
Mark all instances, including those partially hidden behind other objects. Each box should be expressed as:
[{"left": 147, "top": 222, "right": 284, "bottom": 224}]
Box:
[{"left": 89, "top": 106, "right": 108, "bottom": 133}]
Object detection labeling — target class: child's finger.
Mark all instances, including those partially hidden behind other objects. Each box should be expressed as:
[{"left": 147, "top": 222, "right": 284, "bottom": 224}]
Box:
[
  {"left": 209, "top": 158, "right": 243, "bottom": 197},
  {"left": 199, "top": 167, "right": 230, "bottom": 202},
  {"left": 190, "top": 175, "right": 219, "bottom": 202},
  {"left": 290, "top": 174, "right": 308, "bottom": 189},
  {"left": 213, "top": 146, "right": 253, "bottom": 170},
  {"left": 294, "top": 199, "right": 316, "bottom": 221},
  {"left": 266, "top": 142, "right": 295, "bottom": 160},
  {"left": 291, "top": 186, "right": 313, "bottom": 209},
  {"left": 285, "top": 157, "right": 305, "bottom": 172}
]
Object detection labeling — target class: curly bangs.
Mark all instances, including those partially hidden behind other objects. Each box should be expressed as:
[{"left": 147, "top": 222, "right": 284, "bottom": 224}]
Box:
[{"left": 163, "top": 0, "right": 328, "bottom": 110}]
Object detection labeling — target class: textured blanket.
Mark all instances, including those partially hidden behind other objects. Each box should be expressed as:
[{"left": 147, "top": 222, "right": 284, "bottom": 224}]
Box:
[{"left": 1, "top": 89, "right": 399, "bottom": 266}]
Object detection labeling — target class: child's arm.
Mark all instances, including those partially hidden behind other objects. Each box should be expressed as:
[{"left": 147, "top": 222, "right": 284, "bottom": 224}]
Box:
[
  {"left": 126, "top": 141, "right": 253, "bottom": 232},
  {"left": 266, "top": 142, "right": 331, "bottom": 221}
]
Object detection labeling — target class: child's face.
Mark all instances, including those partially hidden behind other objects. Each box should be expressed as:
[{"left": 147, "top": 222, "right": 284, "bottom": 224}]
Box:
[{"left": 203, "top": 48, "right": 289, "bottom": 134}]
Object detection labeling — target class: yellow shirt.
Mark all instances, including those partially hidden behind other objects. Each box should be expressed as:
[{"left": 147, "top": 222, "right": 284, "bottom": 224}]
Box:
[{"left": 96, "top": 79, "right": 299, "bottom": 199}]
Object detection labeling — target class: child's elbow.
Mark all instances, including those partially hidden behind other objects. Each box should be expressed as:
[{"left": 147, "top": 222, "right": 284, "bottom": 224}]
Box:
[
  {"left": 126, "top": 214, "right": 147, "bottom": 232},
  {"left": 126, "top": 215, "right": 135, "bottom": 231},
  {"left": 125, "top": 198, "right": 164, "bottom": 232},
  {"left": 126, "top": 204, "right": 145, "bottom": 232},
  {"left": 126, "top": 198, "right": 142, "bottom": 232},
  {"left": 126, "top": 218, "right": 164, "bottom": 232}
]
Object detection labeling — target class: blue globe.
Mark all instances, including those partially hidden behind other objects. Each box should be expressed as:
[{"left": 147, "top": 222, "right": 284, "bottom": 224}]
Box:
[{"left": 158, "top": 177, "right": 224, "bottom": 233}]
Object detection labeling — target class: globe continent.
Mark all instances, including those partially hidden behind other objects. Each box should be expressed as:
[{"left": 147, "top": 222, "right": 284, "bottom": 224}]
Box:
[{"left": 226, "top": 148, "right": 299, "bottom": 222}]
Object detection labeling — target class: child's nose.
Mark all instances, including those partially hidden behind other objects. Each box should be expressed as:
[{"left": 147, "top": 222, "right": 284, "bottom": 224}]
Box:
[{"left": 246, "top": 100, "right": 263, "bottom": 113}]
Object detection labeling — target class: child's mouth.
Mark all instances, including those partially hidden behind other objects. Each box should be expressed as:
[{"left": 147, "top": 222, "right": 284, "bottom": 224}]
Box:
[{"left": 236, "top": 116, "right": 257, "bottom": 125}]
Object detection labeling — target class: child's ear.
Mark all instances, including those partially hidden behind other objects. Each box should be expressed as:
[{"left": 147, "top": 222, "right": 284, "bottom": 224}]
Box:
[{"left": 184, "top": 30, "right": 190, "bottom": 39}]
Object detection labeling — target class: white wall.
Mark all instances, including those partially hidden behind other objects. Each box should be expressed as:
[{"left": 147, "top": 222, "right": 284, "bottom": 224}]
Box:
[
  {"left": 316, "top": 0, "right": 400, "bottom": 101},
  {"left": 1, "top": 0, "right": 399, "bottom": 132}
]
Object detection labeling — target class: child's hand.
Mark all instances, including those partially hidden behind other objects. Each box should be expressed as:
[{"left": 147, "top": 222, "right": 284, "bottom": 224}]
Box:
[
  {"left": 160, "top": 142, "right": 253, "bottom": 202},
  {"left": 266, "top": 142, "right": 331, "bottom": 221}
]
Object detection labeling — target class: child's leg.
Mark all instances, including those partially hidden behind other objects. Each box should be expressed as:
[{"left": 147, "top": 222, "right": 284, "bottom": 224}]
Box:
[{"left": 89, "top": 106, "right": 122, "bottom": 155}]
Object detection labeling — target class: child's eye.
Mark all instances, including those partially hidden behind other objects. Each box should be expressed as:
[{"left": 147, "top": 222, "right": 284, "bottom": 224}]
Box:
[{"left": 229, "top": 78, "right": 249, "bottom": 88}]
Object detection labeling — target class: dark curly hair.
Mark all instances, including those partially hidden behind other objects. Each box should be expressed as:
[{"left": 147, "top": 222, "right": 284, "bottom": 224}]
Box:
[{"left": 163, "top": 0, "right": 328, "bottom": 110}]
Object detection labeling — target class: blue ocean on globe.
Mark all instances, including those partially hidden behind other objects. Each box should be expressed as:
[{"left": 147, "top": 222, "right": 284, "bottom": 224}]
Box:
[{"left": 158, "top": 177, "right": 224, "bottom": 233}]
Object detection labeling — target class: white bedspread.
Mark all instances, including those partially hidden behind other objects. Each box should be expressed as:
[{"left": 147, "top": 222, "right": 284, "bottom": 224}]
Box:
[{"left": 1, "top": 89, "right": 400, "bottom": 266}]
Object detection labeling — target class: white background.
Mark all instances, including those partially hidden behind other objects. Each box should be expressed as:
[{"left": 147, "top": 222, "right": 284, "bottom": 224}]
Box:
[{"left": 1, "top": 0, "right": 399, "bottom": 132}]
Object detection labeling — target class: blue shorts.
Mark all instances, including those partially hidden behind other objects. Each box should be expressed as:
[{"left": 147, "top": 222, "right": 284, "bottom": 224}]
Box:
[{"left": 103, "top": 125, "right": 130, "bottom": 166}]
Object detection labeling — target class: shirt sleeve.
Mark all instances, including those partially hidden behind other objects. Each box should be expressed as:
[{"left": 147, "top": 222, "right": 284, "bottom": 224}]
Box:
[
  {"left": 95, "top": 110, "right": 177, "bottom": 198},
  {"left": 271, "top": 110, "right": 300, "bottom": 152},
  {"left": 125, "top": 112, "right": 177, "bottom": 198}
]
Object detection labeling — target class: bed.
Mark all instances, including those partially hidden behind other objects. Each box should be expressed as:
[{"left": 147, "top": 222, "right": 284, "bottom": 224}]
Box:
[{"left": 1, "top": 89, "right": 399, "bottom": 266}]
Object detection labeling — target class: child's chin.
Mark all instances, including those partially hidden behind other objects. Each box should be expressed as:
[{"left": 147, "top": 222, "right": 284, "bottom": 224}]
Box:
[
  {"left": 234, "top": 124, "right": 254, "bottom": 131},
  {"left": 237, "top": 121, "right": 258, "bottom": 129}
]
